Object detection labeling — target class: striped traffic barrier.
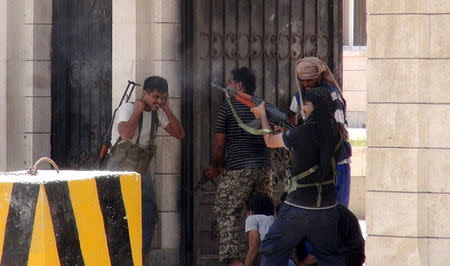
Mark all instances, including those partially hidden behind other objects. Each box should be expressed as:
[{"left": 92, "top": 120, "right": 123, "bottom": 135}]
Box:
[{"left": 0, "top": 159, "right": 141, "bottom": 266}]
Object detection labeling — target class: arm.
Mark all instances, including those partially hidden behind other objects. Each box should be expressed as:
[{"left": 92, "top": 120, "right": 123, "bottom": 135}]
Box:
[
  {"left": 244, "top": 230, "right": 260, "bottom": 266},
  {"left": 251, "top": 102, "right": 284, "bottom": 148},
  {"left": 118, "top": 100, "right": 145, "bottom": 140},
  {"left": 160, "top": 98, "right": 185, "bottom": 140},
  {"left": 205, "top": 133, "right": 226, "bottom": 179}
]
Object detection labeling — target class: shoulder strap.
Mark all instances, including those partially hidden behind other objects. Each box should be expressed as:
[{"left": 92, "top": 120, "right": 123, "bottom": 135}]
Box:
[
  {"left": 148, "top": 110, "right": 159, "bottom": 146},
  {"left": 135, "top": 113, "right": 144, "bottom": 144}
]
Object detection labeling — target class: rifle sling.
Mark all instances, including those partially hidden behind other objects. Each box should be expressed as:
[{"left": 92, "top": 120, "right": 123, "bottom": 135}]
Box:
[{"left": 225, "top": 96, "right": 272, "bottom": 135}]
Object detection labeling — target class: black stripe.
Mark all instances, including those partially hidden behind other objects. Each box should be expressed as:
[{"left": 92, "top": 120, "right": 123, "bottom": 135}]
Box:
[
  {"left": 96, "top": 175, "right": 133, "bottom": 266},
  {"left": 1, "top": 183, "right": 40, "bottom": 265},
  {"left": 44, "top": 182, "right": 84, "bottom": 265}
]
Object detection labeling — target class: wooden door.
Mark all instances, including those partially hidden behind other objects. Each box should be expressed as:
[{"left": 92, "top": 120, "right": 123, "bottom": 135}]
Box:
[{"left": 182, "top": 1, "right": 342, "bottom": 264}]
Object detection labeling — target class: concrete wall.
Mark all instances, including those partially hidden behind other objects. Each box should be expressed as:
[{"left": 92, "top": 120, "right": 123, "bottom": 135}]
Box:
[
  {"left": 366, "top": 0, "right": 450, "bottom": 265},
  {"left": 0, "top": 0, "right": 52, "bottom": 171},
  {"left": 113, "top": 0, "right": 182, "bottom": 264},
  {"left": 0, "top": 0, "right": 6, "bottom": 171}
]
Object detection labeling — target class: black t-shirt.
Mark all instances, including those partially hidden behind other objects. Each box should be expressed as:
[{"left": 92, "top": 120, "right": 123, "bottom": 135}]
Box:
[
  {"left": 282, "top": 123, "right": 341, "bottom": 208},
  {"left": 216, "top": 99, "right": 272, "bottom": 170}
]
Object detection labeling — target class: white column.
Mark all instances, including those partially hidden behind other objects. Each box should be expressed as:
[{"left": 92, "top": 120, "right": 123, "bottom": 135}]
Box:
[
  {"left": 0, "top": 0, "right": 6, "bottom": 171},
  {"left": 366, "top": 0, "right": 450, "bottom": 265}
]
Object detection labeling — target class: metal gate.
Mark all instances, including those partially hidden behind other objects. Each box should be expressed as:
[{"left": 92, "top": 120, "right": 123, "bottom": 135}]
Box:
[
  {"left": 51, "top": 0, "right": 112, "bottom": 169},
  {"left": 182, "top": 0, "right": 342, "bottom": 264}
]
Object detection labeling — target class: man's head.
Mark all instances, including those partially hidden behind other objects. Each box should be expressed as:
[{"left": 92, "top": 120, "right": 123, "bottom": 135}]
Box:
[
  {"left": 296, "top": 57, "right": 325, "bottom": 91},
  {"left": 142, "top": 76, "right": 169, "bottom": 111},
  {"left": 246, "top": 193, "right": 274, "bottom": 216},
  {"left": 228, "top": 67, "right": 256, "bottom": 95}
]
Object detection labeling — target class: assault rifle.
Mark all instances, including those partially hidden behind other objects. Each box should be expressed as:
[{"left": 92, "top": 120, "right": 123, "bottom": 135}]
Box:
[
  {"left": 98, "top": 80, "right": 141, "bottom": 164},
  {"left": 210, "top": 82, "right": 293, "bottom": 133}
]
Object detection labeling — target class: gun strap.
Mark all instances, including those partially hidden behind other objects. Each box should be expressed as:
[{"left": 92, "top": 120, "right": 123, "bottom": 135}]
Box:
[{"left": 225, "top": 96, "right": 272, "bottom": 135}]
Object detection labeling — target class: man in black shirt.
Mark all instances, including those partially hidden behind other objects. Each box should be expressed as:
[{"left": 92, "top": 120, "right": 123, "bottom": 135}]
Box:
[
  {"left": 251, "top": 87, "right": 363, "bottom": 265},
  {"left": 206, "top": 67, "right": 272, "bottom": 265}
]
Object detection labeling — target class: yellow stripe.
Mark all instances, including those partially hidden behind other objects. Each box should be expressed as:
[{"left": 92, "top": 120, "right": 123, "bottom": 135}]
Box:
[
  {"left": 120, "top": 173, "right": 142, "bottom": 266},
  {"left": 0, "top": 182, "right": 13, "bottom": 263},
  {"left": 28, "top": 185, "right": 60, "bottom": 266},
  {"left": 68, "top": 179, "right": 111, "bottom": 266}
]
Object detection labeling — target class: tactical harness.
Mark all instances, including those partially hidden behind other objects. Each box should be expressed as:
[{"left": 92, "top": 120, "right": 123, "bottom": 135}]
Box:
[
  {"left": 106, "top": 110, "right": 159, "bottom": 175},
  {"left": 284, "top": 138, "right": 343, "bottom": 207}
]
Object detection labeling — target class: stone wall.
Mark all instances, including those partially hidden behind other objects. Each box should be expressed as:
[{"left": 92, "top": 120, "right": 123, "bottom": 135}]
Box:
[
  {"left": 113, "top": 0, "right": 183, "bottom": 264},
  {"left": 0, "top": 0, "right": 52, "bottom": 171},
  {"left": 366, "top": 0, "right": 450, "bottom": 265}
]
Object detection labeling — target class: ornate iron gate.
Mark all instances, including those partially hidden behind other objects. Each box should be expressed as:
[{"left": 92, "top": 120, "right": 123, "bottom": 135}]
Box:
[
  {"left": 182, "top": 0, "right": 342, "bottom": 265},
  {"left": 51, "top": 0, "right": 112, "bottom": 169}
]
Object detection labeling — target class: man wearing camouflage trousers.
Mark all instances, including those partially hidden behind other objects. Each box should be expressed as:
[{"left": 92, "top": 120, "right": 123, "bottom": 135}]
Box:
[{"left": 206, "top": 67, "right": 273, "bottom": 265}]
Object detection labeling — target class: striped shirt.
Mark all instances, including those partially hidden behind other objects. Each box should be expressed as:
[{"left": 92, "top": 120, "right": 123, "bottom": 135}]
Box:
[{"left": 216, "top": 98, "right": 272, "bottom": 170}]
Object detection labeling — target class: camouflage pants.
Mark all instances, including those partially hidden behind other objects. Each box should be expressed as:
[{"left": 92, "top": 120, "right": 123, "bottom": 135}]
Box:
[{"left": 213, "top": 167, "right": 273, "bottom": 262}]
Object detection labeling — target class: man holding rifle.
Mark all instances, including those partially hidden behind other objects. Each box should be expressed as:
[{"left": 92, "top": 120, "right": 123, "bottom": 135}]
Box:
[
  {"left": 104, "top": 76, "right": 184, "bottom": 264},
  {"left": 206, "top": 67, "right": 272, "bottom": 266}
]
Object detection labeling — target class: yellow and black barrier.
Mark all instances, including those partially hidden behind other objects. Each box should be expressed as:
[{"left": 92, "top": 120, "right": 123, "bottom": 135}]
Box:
[{"left": 0, "top": 170, "right": 141, "bottom": 266}]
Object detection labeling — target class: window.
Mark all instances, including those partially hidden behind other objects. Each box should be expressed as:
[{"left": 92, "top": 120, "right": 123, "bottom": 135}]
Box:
[{"left": 343, "top": 0, "right": 367, "bottom": 48}]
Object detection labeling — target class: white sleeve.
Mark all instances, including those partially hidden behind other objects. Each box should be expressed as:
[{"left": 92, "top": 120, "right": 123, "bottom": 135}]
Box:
[
  {"left": 116, "top": 103, "right": 135, "bottom": 124},
  {"left": 158, "top": 108, "right": 170, "bottom": 128},
  {"left": 245, "top": 215, "right": 259, "bottom": 232},
  {"left": 289, "top": 96, "right": 299, "bottom": 113}
]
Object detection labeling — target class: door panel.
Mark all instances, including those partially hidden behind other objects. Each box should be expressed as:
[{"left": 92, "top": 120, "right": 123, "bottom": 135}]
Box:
[
  {"left": 184, "top": 0, "right": 342, "bottom": 264},
  {"left": 51, "top": 0, "right": 112, "bottom": 169}
]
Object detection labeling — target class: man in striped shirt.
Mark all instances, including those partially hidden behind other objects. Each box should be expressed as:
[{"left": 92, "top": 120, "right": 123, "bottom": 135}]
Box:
[{"left": 206, "top": 67, "right": 273, "bottom": 265}]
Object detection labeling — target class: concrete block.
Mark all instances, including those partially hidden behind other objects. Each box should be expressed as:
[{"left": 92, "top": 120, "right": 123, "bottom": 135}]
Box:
[
  {"left": 426, "top": 105, "right": 450, "bottom": 148},
  {"left": 111, "top": 59, "right": 137, "bottom": 102},
  {"left": 33, "top": 0, "right": 52, "bottom": 24},
  {"left": 366, "top": 236, "right": 427, "bottom": 266},
  {"left": 32, "top": 61, "right": 51, "bottom": 97},
  {"left": 420, "top": 59, "right": 450, "bottom": 103},
  {"left": 367, "top": 0, "right": 427, "bottom": 14},
  {"left": 147, "top": 248, "right": 180, "bottom": 266},
  {"left": 427, "top": 194, "right": 450, "bottom": 237},
  {"left": 348, "top": 175, "right": 366, "bottom": 219},
  {"left": 423, "top": 149, "right": 450, "bottom": 193},
  {"left": 137, "top": 22, "right": 162, "bottom": 62},
  {"left": 154, "top": 174, "right": 180, "bottom": 212},
  {"left": 366, "top": 192, "right": 423, "bottom": 237},
  {"left": 367, "top": 103, "right": 420, "bottom": 147},
  {"left": 366, "top": 59, "right": 420, "bottom": 103},
  {"left": 33, "top": 25, "right": 51, "bottom": 60},
  {"left": 112, "top": 24, "right": 137, "bottom": 61},
  {"left": 343, "top": 70, "right": 366, "bottom": 92},
  {"left": 343, "top": 50, "right": 367, "bottom": 71},
  {"left": 429, "top": 239, "right": 450, "bottom": 266},
  {"left": 161, "top": 24, "right": 181, "bottom": 61},
  {"left": 367, "top": 148, "right": 420, "bottom": 192},
  {"left": 160, "top": 212, "right": 180, "bottom": 249},
  {"left": 367, "top": 15, "right": 428, "bottom": 58},
  {"left": 25, "top": 97, "right": 51, "bottom": 133},
  {"left": 113, "top": 0, "right": 137, "bottom": 25},
  {"left": 8, "top": 61, "right": 33, "bottom": 98},
  {"left": 161, "top": 61, "right": 182, "bottom": 98},
  {"left": 161, "top": 0, "right": 181, "bottom": 23},
  {"left": 9, "top": 24, "right": 33, "bottom": 60},
  {"left": 351, "top": 147, "right": 366, "bottom": 177},
  {"left": 344, "top": 90, "right": 366, "bottom": 112},
  {"left": 429, "top": 15, "right": 450, "bottom": 58},
  {"left": 153, "top": 136, "right": 182, "bottom": 174},
  {"left": 24, "top": 133, "right": 50, "bottom": 166}
]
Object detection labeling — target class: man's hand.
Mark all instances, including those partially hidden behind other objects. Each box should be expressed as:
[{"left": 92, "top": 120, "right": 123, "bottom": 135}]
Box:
[
  {"left": 205, "top": 166, "right": 221, "bottom": 180},
  {"left": 250, "top": 101, "right": 266, "bottom": 118},
  {"left": 160, "top": 92, "right": 170, "bottom": 112},
  {"left": 134, "top": 99, "right": 145, "bottom": 114}
]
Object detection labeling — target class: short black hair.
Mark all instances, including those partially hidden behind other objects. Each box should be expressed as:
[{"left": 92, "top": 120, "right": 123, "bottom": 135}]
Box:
[
  {"left": 246, "top": 193, "right": 274, "bottom": 216},
  {"left": 231, "top": 67, "right": 256, "bottom": 95},
  {"left": 143, "top": 76, "right": 168, "bottom": 94}
]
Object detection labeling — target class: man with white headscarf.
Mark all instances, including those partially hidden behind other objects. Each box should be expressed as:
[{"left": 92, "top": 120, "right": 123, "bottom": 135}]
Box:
[{"left": 289, "top": 57, "right": 352, "bottom": 207}]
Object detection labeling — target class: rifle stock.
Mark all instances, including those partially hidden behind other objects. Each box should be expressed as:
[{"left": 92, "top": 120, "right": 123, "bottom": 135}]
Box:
[{"left": 211, "top": 82, "right": 293, "bottom": 130}]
